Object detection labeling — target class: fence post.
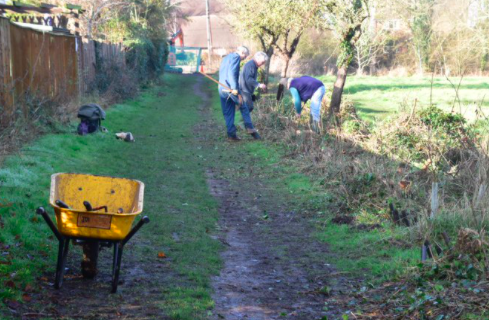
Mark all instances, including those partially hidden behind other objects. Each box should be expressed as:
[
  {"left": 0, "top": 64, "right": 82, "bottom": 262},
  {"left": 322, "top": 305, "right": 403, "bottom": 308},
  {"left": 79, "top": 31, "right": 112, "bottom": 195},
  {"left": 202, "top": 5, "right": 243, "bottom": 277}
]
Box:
[{"left": 430, "top": 182, "right": 439, "bottom": 219}]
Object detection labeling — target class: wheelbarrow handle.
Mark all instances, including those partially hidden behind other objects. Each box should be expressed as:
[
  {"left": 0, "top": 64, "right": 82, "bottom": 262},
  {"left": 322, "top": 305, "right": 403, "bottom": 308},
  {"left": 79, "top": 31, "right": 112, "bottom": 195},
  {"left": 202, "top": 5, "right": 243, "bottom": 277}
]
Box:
[
  {"left": 122, "top": 216, "right": 150, "bottom": 246},
  {"left": 37, "top": 207, "right": 62, "bottom": 241}
]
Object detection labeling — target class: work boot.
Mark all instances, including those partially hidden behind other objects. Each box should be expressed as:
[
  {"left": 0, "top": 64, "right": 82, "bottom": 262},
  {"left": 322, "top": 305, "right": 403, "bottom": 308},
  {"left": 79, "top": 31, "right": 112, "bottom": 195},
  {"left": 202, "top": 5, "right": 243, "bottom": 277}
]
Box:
[
  {"left": 250, "top": 132, "right": 262, "bottom": 140},
  {"left": 227, "top": 135, "right": 241, "bottom": 142},
  {"left": 246, "top": 128, "right": 261, "bottom": 140}
]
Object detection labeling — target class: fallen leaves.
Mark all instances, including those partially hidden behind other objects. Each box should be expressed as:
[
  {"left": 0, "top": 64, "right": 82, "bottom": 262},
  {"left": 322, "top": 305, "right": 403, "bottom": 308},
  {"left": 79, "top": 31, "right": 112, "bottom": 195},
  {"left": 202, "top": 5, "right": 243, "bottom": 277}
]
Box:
[
  {"left": 157, "top": 252, "right": 167, "bottom": 258},
  {"left": 5, "top": 299, "right": 21, "bottom": 310},
  {"left": 22, "top": 294, "right": 32, "bottom": 302},
  {"left": 399, "top": 180, "right": 412, "bottom": 191}
]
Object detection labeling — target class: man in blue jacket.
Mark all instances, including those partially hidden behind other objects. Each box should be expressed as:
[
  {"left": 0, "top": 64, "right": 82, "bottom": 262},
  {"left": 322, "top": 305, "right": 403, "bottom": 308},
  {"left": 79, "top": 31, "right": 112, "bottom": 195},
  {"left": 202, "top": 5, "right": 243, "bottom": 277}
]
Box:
[
  {"left": 280, "top": 76, "right": 326, "bottom": 134},
  {"left": 238, "top": 51, "right": 268, "bottom": 140},
  {"left": 218, "top": 46, "right": 249, "bottom": 141}
]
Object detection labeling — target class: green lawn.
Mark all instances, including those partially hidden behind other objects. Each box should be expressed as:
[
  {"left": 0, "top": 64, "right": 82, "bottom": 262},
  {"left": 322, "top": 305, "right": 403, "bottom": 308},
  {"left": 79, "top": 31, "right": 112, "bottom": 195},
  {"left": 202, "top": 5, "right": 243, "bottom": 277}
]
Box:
[
  {"left": 317, "top": 75, "right": 489, "bottom": 122},
  {"left": 0, "top": 73, "right": 431, "bottom": 318},
  {"left": 0, "top": 74, "right": 221, "bottom": 319},
  {"left": 210, "top": 89, "right": 419, "bottom": 282}
]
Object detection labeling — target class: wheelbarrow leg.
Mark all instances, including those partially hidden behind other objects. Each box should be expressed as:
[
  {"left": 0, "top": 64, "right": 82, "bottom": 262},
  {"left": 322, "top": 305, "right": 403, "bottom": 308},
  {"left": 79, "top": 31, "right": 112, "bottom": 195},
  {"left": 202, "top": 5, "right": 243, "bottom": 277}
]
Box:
[
  {"left": 55, "top": 238, "right": 70, "bottom": 289},
  {"left": 111, "top": 216, "right": 149, "bottom": 293},
  {"left": 111, "top": 242, "right": 123, "bottom": 293}
]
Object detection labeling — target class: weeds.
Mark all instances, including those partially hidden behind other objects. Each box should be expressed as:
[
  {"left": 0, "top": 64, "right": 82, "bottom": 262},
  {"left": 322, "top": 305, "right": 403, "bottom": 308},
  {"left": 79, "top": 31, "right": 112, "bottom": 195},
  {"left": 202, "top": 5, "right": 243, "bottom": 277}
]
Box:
[
  {"left": 253, "top": 83, "right": 489, "bottom": 317},
  {"left": 0, "top": 90, "right": 76, "bottom": 163}
]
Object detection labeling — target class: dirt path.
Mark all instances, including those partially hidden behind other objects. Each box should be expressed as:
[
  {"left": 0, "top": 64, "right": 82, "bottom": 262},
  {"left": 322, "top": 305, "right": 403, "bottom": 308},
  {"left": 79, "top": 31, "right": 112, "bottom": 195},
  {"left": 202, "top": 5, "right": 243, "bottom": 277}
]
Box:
[
  {"left": 194, "top": 77, "right": 355, "bottom": 320},
  {"left": 8, "top": 75, "right": 357, "bottom": 320}
]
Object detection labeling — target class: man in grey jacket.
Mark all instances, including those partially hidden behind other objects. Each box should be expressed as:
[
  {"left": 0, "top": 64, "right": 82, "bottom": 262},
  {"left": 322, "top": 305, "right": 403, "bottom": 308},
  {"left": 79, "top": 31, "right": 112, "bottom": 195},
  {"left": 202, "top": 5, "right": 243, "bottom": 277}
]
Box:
[{"left": 238, "top": 51, "right": 268, "bottom": 140}]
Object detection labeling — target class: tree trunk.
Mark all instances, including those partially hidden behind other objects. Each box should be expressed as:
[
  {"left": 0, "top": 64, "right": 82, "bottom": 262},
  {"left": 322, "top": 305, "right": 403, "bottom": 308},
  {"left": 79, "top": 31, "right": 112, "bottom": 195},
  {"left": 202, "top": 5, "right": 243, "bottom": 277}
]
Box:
[
  {"left": 368, "top": 4, "right": 377, "bottom": 75},
  {"left": 415, "top": 45, "right": 424, "bottom": 76},
  {"left": 264, "top": 47, "right": 274, "bottom": 86},
  {"left": 356, "top": 49, "right": 363, "bottom": 76},
  {"left": 282, "top": 56, "right": 290, "bottom": 77},
  {"left": 329, "top": 66, "right": 348, "bottom": 114}
]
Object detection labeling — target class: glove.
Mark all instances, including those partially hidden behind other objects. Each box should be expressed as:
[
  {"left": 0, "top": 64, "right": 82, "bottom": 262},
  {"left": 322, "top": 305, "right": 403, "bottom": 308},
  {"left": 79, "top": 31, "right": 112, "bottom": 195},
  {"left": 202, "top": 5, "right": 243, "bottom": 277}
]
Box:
[
  {"left": 231, "top": 89, "right": 239, "bottom": 95},
  {"left": 258, "top": 83, "right": 267, "bottom": 90}
]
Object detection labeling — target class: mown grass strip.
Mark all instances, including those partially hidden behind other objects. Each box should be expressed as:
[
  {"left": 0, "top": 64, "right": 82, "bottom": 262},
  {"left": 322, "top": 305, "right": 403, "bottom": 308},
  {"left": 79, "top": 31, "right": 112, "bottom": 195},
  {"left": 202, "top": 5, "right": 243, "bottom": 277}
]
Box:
[{"left": 0, "top": 74, "right": 221, "bottom": 319}]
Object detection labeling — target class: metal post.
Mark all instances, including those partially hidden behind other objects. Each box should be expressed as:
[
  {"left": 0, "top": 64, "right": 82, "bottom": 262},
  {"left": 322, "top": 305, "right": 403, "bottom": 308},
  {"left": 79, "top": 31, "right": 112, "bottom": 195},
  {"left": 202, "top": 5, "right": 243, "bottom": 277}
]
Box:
[
  {"left": 205, "top": 0, "right": 213, "bottom": 70},
  {"left": 37, "top": 207, "right": 62, "bottom": 241},
  {"left": 122, "top": 216, "right": 150, "bottom": 246}
]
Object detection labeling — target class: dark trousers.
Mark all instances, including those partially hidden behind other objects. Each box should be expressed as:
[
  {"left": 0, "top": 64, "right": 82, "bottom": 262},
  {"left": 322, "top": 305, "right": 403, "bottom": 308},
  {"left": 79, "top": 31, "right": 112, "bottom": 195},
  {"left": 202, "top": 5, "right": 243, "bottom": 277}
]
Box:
[
  {"left": 240, "top": 103, "right": 254, "bottom": 130},
  {"left": 219, "top": 95, "right": 255, "bottom": 137}
]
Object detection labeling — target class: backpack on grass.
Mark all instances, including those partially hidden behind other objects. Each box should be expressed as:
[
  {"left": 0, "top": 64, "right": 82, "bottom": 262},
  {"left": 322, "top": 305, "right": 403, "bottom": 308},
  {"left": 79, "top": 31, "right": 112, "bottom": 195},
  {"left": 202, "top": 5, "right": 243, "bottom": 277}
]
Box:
[{"left": 77, "top": 104, "right": 106, "bottom": 135}]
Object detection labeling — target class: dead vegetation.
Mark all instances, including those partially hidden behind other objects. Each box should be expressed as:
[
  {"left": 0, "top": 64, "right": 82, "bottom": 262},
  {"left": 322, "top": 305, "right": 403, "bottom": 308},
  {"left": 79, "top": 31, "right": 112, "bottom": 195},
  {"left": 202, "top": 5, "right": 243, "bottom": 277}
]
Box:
[
  {"left": 0, "top": 89, "right": 78, "bottom": 163},
  {"left": 0, "top": 55, "right": 140, "bottom": 164},
  {"left": 253, "top": 92, "right": 489, "bottom": 318}
]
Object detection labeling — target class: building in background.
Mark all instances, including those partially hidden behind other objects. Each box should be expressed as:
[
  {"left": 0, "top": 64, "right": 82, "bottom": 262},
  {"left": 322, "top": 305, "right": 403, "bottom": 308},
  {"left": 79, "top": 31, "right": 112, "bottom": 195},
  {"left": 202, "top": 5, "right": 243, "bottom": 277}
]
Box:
[{"left": 170, "top": 0, "right": 252, "bottom": 72}]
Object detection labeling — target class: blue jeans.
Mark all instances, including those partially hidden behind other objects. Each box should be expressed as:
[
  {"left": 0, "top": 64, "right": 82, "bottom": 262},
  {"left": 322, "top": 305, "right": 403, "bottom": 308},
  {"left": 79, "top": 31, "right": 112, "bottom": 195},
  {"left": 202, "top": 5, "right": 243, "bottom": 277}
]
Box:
[
  {"left": 219, "top": 91, "right": 254, "bottom": 136},
  {"left": 310, "top": 85, "right": 326, "bottom": 122},
  {"left": 220, "top": 93, "right": 237, "bottom": 137}
]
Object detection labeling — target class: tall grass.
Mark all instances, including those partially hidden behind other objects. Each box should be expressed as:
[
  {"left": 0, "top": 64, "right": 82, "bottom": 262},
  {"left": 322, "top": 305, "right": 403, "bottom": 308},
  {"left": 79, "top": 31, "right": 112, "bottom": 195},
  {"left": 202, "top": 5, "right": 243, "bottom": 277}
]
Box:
[{"left": 253, "top": 91, "right": 489, "bottom": 242}]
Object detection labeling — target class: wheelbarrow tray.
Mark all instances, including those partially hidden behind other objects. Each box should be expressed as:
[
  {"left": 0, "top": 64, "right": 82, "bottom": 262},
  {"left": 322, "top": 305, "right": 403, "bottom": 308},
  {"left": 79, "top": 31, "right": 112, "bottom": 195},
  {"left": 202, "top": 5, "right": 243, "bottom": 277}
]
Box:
[{"left": 49, "top": 173, "right": 144, "bottom": 241}]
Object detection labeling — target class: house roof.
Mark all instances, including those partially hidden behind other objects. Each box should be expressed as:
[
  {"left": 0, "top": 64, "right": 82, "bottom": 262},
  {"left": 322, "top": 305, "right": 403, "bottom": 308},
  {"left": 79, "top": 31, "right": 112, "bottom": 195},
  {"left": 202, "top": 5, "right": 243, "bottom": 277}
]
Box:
[
  {"left": 177, "top": 0, "right": 226, "bottom": 17},
  {"left": 182, "top": 14, "right": 240, "bottom": 49}
]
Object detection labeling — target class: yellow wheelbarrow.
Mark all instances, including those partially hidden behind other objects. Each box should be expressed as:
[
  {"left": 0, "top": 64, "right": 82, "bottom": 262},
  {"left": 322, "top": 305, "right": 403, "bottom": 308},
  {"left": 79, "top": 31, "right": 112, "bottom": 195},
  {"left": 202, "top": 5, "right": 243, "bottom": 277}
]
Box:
[{"left": 36, "top": 173, "right": 149, "bottom": 293}]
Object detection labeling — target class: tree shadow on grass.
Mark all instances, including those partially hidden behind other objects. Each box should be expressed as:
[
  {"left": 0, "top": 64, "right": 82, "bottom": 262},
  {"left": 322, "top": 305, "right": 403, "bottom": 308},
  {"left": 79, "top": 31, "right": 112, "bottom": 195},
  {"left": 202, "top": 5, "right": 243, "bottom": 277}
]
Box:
[{"left": 345, "top": 82, "right": 489, "bottom": 95}]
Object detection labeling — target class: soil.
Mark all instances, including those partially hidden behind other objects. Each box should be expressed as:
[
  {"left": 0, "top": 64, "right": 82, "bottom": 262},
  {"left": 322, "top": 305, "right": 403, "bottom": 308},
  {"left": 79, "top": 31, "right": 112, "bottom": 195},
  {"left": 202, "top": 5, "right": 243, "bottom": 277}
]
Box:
[
  {"left": 331, "top": 215, "right": 355, "bottom": 225},
  {"left": 195, "top": 77, "right": 358, "bottom": 320},
  {"left": 9, "top": 76, "right": 359, "bottom": 320}
]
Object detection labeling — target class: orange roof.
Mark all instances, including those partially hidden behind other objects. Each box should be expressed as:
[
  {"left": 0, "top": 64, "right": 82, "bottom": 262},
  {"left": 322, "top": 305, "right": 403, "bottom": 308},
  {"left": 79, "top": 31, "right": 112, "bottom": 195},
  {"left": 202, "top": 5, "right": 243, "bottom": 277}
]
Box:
[
  {"left": 182, "top": 14, "right": 241, "bottom": 49},
  {"left": 177, "top": 0, "right": 226, "bottom": 16}
]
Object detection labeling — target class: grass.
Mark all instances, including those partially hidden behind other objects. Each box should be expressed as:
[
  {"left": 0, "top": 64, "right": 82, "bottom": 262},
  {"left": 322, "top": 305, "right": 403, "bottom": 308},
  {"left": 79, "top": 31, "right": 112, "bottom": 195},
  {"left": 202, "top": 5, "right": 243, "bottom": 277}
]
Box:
[
  {"left": 210, "top": 89, "right": 419, "bottom": 282},
  {"left": 1, "top": 71, "right": 469, "bottom": 318},
  {"left": 244, "top": 140, "right": 419, "bottom": 281},
  {"left": 0, "top": 74, "right": 221, "bottom": 319},
  {"left": 316, "top": 75, "right": 489, "bottom": 122},
  {"left": 316, "top": 225, "right": 419, "bottom": 280}
]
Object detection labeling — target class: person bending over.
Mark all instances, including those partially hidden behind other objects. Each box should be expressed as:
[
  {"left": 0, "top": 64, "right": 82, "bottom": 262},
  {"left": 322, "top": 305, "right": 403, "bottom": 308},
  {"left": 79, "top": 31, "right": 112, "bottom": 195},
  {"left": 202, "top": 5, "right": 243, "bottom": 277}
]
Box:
[{"left": 280, "top": 76, "right": 326, "bottom": 134}]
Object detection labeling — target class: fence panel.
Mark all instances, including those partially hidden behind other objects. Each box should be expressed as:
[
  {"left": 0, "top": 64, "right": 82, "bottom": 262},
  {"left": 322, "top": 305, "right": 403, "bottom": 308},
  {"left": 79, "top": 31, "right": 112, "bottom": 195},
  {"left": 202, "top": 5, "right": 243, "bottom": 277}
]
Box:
[
  {"left": 80, "top": 38, "right": 96, "bottom": 93},
  {"left": 78, "top": 40, "right": 125, "bottom": 94},
  {"left": 9, "top": 23, "right": 79, "bottom": 113},
  {"left": 0, "top": 17, "right": 126, "bottom": 126},
  {"left": 0, "top": 18, "right": 13, "bottom": 125}
]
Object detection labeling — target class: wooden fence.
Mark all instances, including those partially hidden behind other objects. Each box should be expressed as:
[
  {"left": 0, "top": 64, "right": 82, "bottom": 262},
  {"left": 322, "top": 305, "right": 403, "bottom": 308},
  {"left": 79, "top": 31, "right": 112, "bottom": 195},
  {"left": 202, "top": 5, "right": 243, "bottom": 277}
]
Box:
[
  {"left": 0, "top": 18, "right": 13, "bottom": 123},
  {"left": 78, "top": 39, "right": 125, "bottom": 94},
  {"left": 0, "top": 17, "right": 125, "bottom": 127}
]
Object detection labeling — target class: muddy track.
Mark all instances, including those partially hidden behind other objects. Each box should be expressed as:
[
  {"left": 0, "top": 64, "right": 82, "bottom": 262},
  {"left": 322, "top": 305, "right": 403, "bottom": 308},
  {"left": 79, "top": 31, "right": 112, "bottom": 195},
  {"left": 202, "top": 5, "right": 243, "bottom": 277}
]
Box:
[
  {"left": 11, "top": 76, "right": 357, "bottom": 320},
  {"left": 194, "top": 77, "right": 355, "bottom": 320}
]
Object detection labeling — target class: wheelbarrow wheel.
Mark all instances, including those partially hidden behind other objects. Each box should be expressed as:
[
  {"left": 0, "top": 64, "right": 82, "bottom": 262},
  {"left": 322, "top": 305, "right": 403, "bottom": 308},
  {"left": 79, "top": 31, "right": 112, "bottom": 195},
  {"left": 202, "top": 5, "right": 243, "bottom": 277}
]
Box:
[{"left": 81, "top": 240, "right": 99, "bottom": 279}]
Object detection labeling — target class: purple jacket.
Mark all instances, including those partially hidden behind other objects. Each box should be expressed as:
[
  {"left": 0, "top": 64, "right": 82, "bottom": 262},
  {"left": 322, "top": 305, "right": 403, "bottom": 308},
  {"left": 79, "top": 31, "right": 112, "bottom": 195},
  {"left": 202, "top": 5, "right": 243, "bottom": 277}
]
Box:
[{"left": 290, "top": 76, "right": 324, "bottom": 102}]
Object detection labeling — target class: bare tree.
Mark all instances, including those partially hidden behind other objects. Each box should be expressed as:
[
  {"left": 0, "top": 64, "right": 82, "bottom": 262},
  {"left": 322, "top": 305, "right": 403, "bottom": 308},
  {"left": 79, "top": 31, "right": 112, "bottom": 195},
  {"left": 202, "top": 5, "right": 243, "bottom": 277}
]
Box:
[
  {"left": 393, "top": 0, "right": 435, "bottom": 75},
  {"left": 224, "top": 0, "right": 322, "bottom": 79},
  {"left": 354, "top": 19, "right": 387, "bottom": 76},
  {"left": 82, "top": 0, "right": 130, "bottom": 39},
  {"left": 320, "top": 0, "right": 371, "bottom": 116}
]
